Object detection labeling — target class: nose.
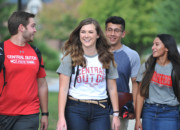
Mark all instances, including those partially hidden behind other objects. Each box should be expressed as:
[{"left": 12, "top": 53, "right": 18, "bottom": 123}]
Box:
[
  {"left": 84, "top": 32, "right": 89, "bottom": 37},
  {"left": 110, "top": 30, "right": 115, "bottom": 35},
  {"left": 152, "top": 44, "right": 155, "bottom": 50}
]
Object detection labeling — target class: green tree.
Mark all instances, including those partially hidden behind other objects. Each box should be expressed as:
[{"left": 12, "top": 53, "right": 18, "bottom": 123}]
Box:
[
  {"left": 0, "top": 0, "right": 16, "bottom": 41},
  {"left": 37, "top": 0, "right": 80, "bottom": 41},
  {"left": 154, "top": 0, "right": 180, "bottom": 43},
  {"left": 78, "top": 0, "right": 170, "bottom": 55},
  {"left": 30, "top": 39, "right": 60, "bottom": 71}
]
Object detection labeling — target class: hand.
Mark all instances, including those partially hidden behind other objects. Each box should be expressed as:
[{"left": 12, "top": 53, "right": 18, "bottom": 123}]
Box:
[
  {"left": 57, "top": 118, "right": 67, "bottom": 130},
  {"left": 135, "top": 120, "right": 142, "bottom": 130},
  {"left": 40, "top": 116, "right": 48, "bottom": 130},
  {"left": 127, "top": 113, "right": 135, "bottom": 119},
  {"left": 112, "top": 116, "right": 120, "bottom": 130}
]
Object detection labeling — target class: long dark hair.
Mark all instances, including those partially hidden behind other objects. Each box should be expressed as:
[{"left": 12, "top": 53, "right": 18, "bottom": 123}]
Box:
[
  {"left": 63, "top": 18, "right": 116, "bottom": 69},
  {"left": 140, "top": 34, "right": 180, "bottom": 102}
]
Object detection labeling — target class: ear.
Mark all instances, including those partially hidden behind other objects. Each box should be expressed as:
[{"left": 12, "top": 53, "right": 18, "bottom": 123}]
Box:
[
  {"left": 165, "top": 47, "right": 168, "bottom": 52},
  {"left": 122, "top": 31, "right": 126, "bottom": 38},
  {"left": 18, "top": 24, "right": 25, "bottom": 32}
]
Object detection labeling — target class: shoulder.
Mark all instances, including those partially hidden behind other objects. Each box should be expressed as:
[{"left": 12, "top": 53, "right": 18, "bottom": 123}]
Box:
[
  {"left": 139, "top": 63, "right": 146, "bottom": 72},
  {"left": 62, "top": 54, "right": 72, "bottom": 62},
  {"left": 123, "top": 45, "right": 139, "bottom": 57},
  {"left": 108, "top": 61, "right": 119, "bottom": 79},
  {"left": 122, "top": 45, "right": 140, "bottom": 65}
]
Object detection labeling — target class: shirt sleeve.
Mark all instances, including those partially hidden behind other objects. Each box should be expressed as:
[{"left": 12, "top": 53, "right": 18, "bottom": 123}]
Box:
[
  {"left": 56, "top": 54, "right": 72, "bottom": 76},
  {"left": 37, "top": 56, "right": 46, "bottom": 78},
  {"left": 136, "top": 63, "right": 146, "bottom": 82},
  {"left": 107, "top": 61, "right": 119, "bottom": 79},
  {"left": 130, "top": 51, "right": 141, "bottom": 78}
]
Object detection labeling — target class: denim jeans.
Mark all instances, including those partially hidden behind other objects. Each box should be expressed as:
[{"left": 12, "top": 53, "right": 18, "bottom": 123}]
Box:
[
  {"left": 142, "top": 102, "right": 179, "bottom": 130},
  {"left": 65, "top": 99, "right": 110, "bottom": 130}
]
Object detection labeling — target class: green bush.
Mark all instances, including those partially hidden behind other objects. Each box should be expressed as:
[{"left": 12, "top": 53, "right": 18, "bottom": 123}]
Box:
[{"left": 30, "top": 39, "right": 60, "bottom": 71}]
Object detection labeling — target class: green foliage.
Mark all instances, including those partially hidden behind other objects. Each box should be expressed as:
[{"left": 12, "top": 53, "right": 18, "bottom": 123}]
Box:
[
  {"left": 30, "top": 39, "right": 60, "bottom": 71},
  {"left": 0, "top": 0, "right": 16, "bottom": 41},
  {"left": 78, "top": 0, "right": 180, "bottom": 55},
  {"left": 154, "top": 0, "right": 180, "bottom": 43},
  {"left": 37, "top": 0, "right": 79, "bottom": 41},
  {"left": 78, "top": 0, "right": 159, "bottom": 55},
  {"left": 38, "top": 13, "right": 78, "bottom": 41}
]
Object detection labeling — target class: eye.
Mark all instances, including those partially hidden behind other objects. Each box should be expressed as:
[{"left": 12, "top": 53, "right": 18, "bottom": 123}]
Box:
[
  {"left": 80, "top": 30, "right": 85, "bottom": 33},
  {"left": 107, "top": 28, "right": 113, "bottom": 32},
  {"left": 89, "top": 31, "right": 94, "bottom": 33},
  {"left": 31, "top": 23, "right": 36, "bottom": 28},
  {"left": 114, "top": 29, "right": 121, "bottom": 33}
]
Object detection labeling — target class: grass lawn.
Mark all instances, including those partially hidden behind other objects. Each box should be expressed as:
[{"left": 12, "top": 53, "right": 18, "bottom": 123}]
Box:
[{"left": 39, "top": 92, "right": 59, "bottom": 130}]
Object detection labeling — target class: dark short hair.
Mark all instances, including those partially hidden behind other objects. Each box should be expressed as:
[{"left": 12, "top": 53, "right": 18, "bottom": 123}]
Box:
[
  {"left": 105, "top": 16, "right": 125, "bottom": 31},
  {"left": 8, "top": 11, "right": 35, "bottom": 35}
]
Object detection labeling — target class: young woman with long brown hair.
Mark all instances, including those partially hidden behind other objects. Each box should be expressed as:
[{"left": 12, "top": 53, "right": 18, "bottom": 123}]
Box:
[
  {"left": 135, "top": 34, "right": 180, "bottom": 130},
  {"left": 56, "top": 18, "right": 120, "bottom": 130}
]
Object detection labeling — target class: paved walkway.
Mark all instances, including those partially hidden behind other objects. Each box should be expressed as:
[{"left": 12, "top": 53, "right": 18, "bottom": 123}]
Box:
[{"left": 47, "top": 77, "right": 136, "bottom": 130}]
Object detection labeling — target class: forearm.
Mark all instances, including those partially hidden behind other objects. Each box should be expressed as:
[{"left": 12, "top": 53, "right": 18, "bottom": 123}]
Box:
[
  {"left": 58, "top": 87, "right": 68, "bottom": 119},
  {"left": 108, "top": 79, "right": 119, "bottom": 111},
  {"left": 109, "top": 90, "right": 119, "bottom": 111},
  {"left": 38, "top": 78, "right": 48, "bottom": 113},
  {"left": 136, "top": 87, "right": 144, "bottom": 120},
  {"left": 132, "top": 80, "right": 138, "bottom": 108},
  {"left": 58, "top": 74, "right": 69, "bottom": 119}
]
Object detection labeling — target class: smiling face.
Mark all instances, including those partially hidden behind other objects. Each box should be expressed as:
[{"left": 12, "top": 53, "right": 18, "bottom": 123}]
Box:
[
  {"left": 80, "top": 24, "right": 99, "bottom": 49},
  {"left": 105, "top": 23, "right": 125, "bottom": 46},
  {"left": 152, "top": 37, "right": 168, "bottom": 58},
  {"left": 22, "top": 18, "right": 36, "bottom": 42}
]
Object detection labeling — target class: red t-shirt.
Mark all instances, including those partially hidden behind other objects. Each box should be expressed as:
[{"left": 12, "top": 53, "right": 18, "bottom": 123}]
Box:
[{"left": 0, "top": 40, "right": 46, "bottom": 115}]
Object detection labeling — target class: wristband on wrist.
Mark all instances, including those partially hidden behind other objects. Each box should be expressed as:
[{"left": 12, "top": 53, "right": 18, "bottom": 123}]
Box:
[
  {"left": 113, "top": 112, "right": 119, "bottom": 117},
  {"left": 113, "top": 111, "right": 119, "bottom": 113},
  {"left": 41, "top": 112, "right": 49, "bottom": 116}
]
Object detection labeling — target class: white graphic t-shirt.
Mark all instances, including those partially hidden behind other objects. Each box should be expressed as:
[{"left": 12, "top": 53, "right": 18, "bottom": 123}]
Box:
[{"left": 57, "top": 54, "right": 118, "bottom": 100}]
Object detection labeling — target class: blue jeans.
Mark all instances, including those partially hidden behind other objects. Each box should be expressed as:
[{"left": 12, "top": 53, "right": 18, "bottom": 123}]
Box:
[
  {"left": 142, "top": 102, "right": 179, "bottom": 130},
  {"left": 65, "top": 99, "right": 110, "bottom": 130}
]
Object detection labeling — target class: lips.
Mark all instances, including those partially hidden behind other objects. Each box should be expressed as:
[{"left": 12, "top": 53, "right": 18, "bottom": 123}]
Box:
[
  {"left": 84, "top": 39, "right": 91, "bottom": 42},
  {"left": 108, "top": 37, "right": 117, "bottom": 42}
]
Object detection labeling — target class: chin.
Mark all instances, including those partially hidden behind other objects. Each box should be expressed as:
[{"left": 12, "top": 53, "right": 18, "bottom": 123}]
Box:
[
  {"left": 153, "top": 55, "right": 158, "bottom": 58},
  {"left": 109, "top": 42, "right": 116, "bottom": 45}
]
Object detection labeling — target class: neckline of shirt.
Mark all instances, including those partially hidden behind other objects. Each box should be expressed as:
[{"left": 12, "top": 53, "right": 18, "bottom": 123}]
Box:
[
  {"left": 113, "top": 44, "right": 125, "bottom": 53},
  {"left": 84, "top": 53, "right": 98, "bottom": 58}
]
